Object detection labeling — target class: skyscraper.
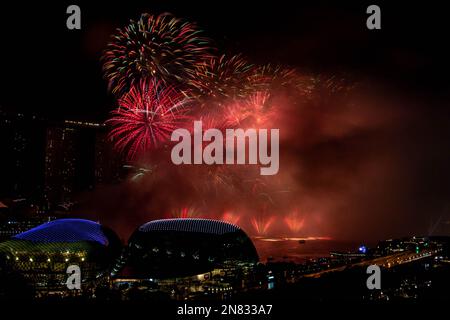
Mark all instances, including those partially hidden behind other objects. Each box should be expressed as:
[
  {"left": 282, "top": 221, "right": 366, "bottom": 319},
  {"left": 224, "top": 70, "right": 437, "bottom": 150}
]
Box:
[
  {"left": 0, "top": 110, "right": 46, "bottom": 200},
  {"left": 44, "top": 126, "right": 79, "bottom": 206},
  {"left": 94, "top": 130, "right": 123, "bottom": 185},
  {"left": 43, "top": 120, "right": 123, "bottom": 208}
]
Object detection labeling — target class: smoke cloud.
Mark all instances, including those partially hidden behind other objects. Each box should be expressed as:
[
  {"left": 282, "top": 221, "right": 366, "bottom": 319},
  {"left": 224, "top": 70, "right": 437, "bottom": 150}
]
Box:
[{"left": 76, "top": 78, "right": 450, "bottom": 243}]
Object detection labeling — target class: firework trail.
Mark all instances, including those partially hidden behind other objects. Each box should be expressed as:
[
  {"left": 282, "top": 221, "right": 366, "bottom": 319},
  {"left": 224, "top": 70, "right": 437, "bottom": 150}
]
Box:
[
  {"left": 205, "top": 165, "right": 236, "bottom": 193},
  {"left": 188, "top": 54, "right": 255, "bottom": 106},
  {"left": 222, "top": 101, "right": 251, "bottom": 128},
  {"left": 250, "top": 64, "right": 299, "bottom": 91},
  {"left": 102, "top": 13, "right": 213, "bottom": 95},
  {"left": 123, "top": 164, "right": 154, "bottom": 182},
  {"left": 223, "top": 91, "right": 272, "bottom": 128},
  {"left": 247, "top": 90, "right": 270, "bottom": 111},
  {"left": 97, "top": 11, "right": 359, "bottom": 241},
  {"left": 197, "top": 113, "right": 227, "bottom": 131},
  {"left": 284, "top": 209, "right": 305, "bottom": 233},
  {"left": 107, "top": 79, "right": 190, "bottom": 160},
  {"left": 250, "top": 215, "right": 275, "bottom": 236},
  {"left": 169, "top": 206, "right": 200, "bottom": 219},
  {"left": 298, "top": 74, "right": 355, "bottom": 100},
  {"left": 221, "top": 212, "right": 241, "bottom": 226}
]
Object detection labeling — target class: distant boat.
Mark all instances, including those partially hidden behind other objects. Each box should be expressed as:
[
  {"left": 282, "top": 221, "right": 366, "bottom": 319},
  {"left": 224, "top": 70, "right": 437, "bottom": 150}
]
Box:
[{"left": 298, "top": 239, "right": 306, "bottom": 244}]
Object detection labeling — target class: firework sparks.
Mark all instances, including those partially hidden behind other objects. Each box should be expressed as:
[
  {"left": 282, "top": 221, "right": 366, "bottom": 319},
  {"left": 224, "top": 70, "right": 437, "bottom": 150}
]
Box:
[
  {"left": 284, "top": 210, "right": 305, "bottom": 233},
  {"left": 205, "top": 165, "right": 236, "bottom": 193},
  {"left": 223, "top": 91, "right": 272, "bottom": 128},
  {"left": 250, "top": 215, "right": 275, "bottom": 236},
  {"left": 123, "top": 164, "right": 154, "bottom": 182},
  {"left": 102, "top": 13, "right": 213, "bottom": 95},
  {"left": 222, "top": 101, "right": 251, "bottom": 128},
  {"left": 107, "top": 79, "right": 190, "bottom": 160},
  {"left": 169, "top": 207, "right": 200, "bottom": 219},
  {"left": 188, "top": 54, "right": 255, "bottom": 105},
  {"left": 250, "top": 64, "right": 299, "bottom": 91},
  {"left": 221, "top": 212, "right": 241, "bottom": 225},
  {"left": 297, "top": 74, "right": 355, "bottom": 99}
]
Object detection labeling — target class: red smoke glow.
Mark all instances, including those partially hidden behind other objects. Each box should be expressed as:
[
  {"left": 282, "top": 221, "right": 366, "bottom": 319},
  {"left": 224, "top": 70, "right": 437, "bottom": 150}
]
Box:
[
  {"left": 284, "top": 210, "right": 305, "bottom": 234},
  {"left": 250, "top": 215, "right": 275, "bottom": 236}
]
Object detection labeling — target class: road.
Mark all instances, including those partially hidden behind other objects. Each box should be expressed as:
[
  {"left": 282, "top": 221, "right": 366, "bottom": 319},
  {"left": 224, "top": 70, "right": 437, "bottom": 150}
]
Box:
[{"left": 303, "top": 249, "right": 440, "bottom": 278}]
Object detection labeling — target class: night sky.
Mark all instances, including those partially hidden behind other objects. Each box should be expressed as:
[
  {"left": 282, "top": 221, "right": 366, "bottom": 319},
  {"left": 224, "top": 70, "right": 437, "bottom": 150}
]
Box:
[
  {"left": 1, "top": 1, "right": 448, "bottom": 119},
  {"left": 0, "top": 1, "right": 449, "bottom": 241}
]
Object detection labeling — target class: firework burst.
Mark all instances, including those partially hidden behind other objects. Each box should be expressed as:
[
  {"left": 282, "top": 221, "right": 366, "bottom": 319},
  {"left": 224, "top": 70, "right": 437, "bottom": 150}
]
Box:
[
  {"left": 205, "top": 165, "right": 236, "bottom": 192},
  {"left": 250, "top": 64, "right": 299, "bottom": 91},
  {"left": 102, "top": 13, "right": 213, "bottom": 95},
  {"left": 188, "top": 54, "right": 255, "bottom": 106},
  {"left": 169, "top": 206, "right": 200, "bottom": 219},
  {"left": 284, "top": 210, "right": 305, "bottom": 233},
  {"left": 250, "top": 215, "right": 275, "bottom": 236},
  {"left": 304, "top": 75, "right": 354, "bottom": 98},
  {"left": 107, "top": 79, "right": 190, "bottom": 160},
  {"left": 221, "top": 212, "right": 241, "bottom": 225},
  {"left": 223, "top": 91, "right": 272, "bottom": 128}
]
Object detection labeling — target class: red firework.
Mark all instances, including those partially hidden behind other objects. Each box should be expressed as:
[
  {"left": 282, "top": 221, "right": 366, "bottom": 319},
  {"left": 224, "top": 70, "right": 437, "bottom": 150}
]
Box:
[
  {"left": 250, "top": 64, "right": 299, "bottom": 91},
  {"left": 284, "top": 210, "right": 305, "bottom": 233},
  {"left": 102, "top": 13, "right": 214, "bottom": 95},
  {"left": 223, "top": 91, "right": 272, "bottom": 128},
  {"left": 169, "top": 207, "right": 199, "bottom": 219},
  {"left": 250, "top": 215, "right": 275, "bottom": 236},
  {"left": 107, "top": 79, "right": 190, "bottom": 160},
  {"left": 188, "top": 54, "right": 255, "bottom": 106},
  {"left": 221, "top": 212, "right": 241, "bottom": 225}
]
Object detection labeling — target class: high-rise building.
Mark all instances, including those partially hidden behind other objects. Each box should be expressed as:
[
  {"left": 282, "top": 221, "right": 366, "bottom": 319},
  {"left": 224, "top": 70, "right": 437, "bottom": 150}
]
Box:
[
  {"left": 94, "top": 130, "right": 123, "bottom": 185},
  {"left": 44, "top": 126, "right": 77, "bottom": 206},
  {"left": 1, "top": 109, "right": 123, "bottom": 209},
  {"left": 43, "top": 120, "right": 123, "bottom": 208},
  {"left": 0, "top": 110, "right": 46, "bottom": 200}
]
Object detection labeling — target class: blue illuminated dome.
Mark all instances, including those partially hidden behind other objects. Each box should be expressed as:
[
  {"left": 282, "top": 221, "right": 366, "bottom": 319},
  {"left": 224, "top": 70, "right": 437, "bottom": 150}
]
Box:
[
  {"left": 14, "top": 218, "right": 109, "bottom": 245},
  {"left": 0, "top": 218, "right": 122, "bottom": 291}
]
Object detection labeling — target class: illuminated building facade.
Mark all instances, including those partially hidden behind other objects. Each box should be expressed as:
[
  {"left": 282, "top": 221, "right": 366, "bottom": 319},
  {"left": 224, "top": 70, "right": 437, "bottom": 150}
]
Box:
[
  {"left": 44, "top": 126, "right": 78, "bottom": 205},
  {"left": 44, "top": 121, "right": 123, "bottom": 208},
  {"left": 94, "top": 130, "right": 123, "bottom": 185},
  {"left": 0, "top": 110, "right": 122, "bottom": 209},
  {"left": 112, "top": 218, "right": 259, "bottom": 300},
  {"left": 125, "top": 218, "right": 259, "bottom": 279},
  {"left": 0, "top": 216, "right": 55, "bottom": 242},
  {"left": 0, "top": 219, "right": 121, "bottom": 297}
]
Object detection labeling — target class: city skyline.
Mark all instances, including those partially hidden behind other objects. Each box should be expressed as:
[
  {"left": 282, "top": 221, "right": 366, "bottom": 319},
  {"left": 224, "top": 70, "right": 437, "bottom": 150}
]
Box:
[
  {"left": 0, "top": 1, "right": 449, "bottom": 243},
  {"left": 0, "top": 1, "right": 449, "bottom": 306}
]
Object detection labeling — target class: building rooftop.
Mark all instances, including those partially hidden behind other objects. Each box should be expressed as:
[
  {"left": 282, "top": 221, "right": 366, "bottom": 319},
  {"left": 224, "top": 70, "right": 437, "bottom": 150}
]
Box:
[
  {"left": 138, "top": 218, "right": 240, "bottom": 235},
  {"left": 14, "top": 218, "right": 109, "bottom": 245}
]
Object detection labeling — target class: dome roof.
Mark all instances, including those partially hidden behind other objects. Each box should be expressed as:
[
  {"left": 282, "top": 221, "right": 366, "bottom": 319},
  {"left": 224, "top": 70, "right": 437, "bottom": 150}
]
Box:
[
  {"left": 125, "top": 218, "right": 258, "bottom": 278},
  {"left": 13, "top": 219, "right": 109, "bottom": 245},
  {"left": 0, "top": 219, "right": 122, "bottom": 290},
  {"left": 138, "top": 218, "right": 240, "bottom": 235}
]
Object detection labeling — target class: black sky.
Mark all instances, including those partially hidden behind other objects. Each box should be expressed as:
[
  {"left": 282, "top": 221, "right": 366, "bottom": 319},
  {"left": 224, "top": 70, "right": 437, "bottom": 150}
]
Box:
[
  {"left": 0, "top": 1, "right": 449, "bottom": 241},
  {"left": 0, "top": 1, "right": 448, "bottom": 120}
]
